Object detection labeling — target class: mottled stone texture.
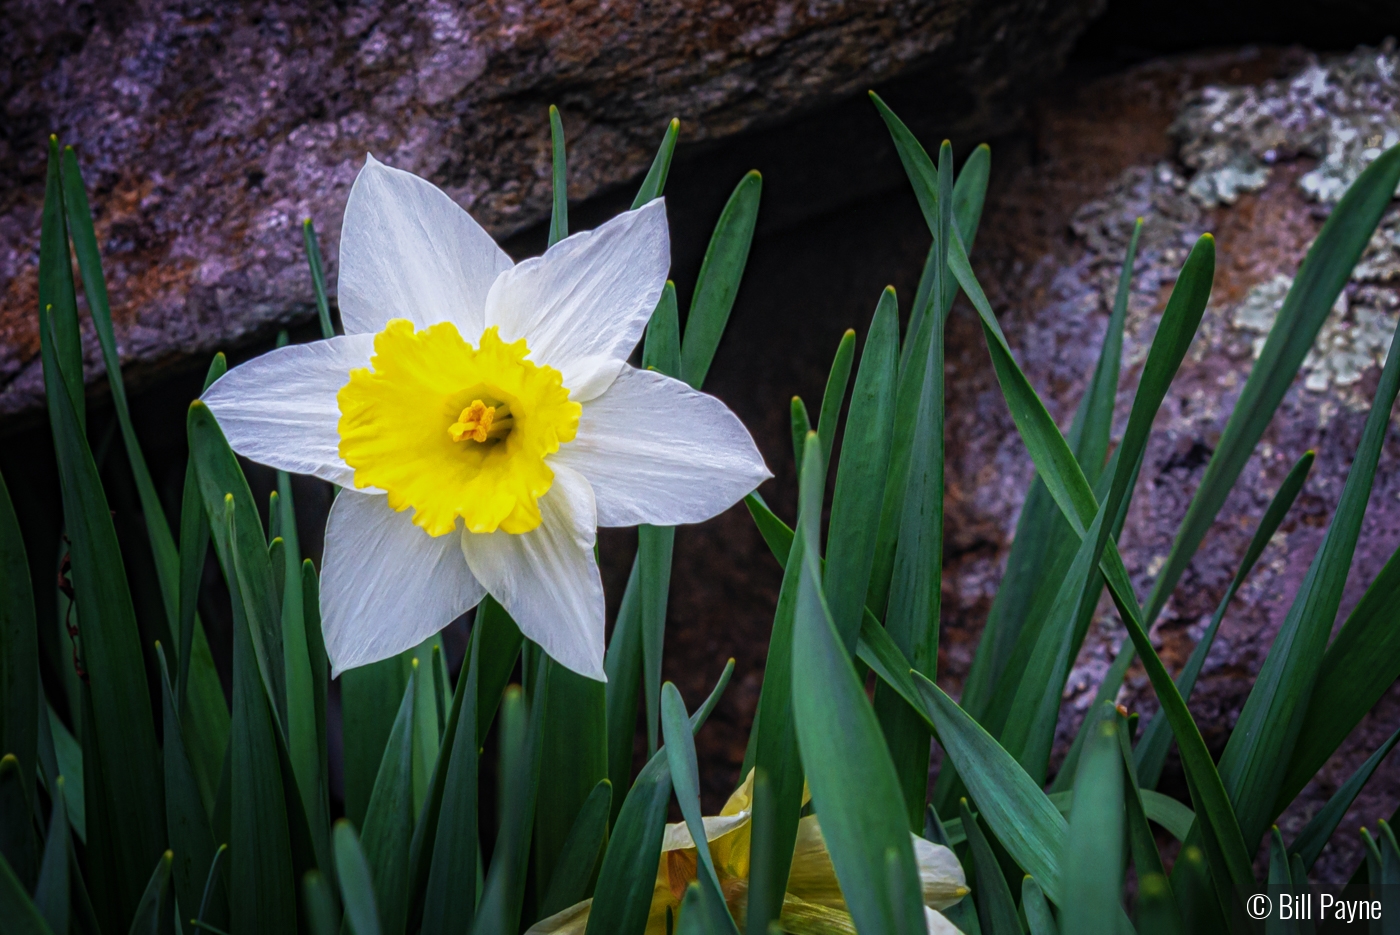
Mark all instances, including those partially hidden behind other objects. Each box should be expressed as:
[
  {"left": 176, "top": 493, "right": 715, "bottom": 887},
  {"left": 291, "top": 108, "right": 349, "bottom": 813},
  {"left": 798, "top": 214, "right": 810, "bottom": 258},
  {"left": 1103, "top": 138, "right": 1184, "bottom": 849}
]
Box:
[
  {"left": 0, "top": 0, "right": 1103, "bottom": 422},
  {"left": 933, "top": 43, "right": 1400, "bottom": 881}
]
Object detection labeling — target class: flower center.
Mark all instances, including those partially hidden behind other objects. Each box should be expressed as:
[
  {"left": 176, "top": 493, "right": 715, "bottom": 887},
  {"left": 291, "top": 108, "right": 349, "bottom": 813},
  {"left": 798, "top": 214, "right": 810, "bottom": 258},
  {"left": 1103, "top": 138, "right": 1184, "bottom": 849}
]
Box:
[
  {"left": 448, "top": 399, "right": 512, "bottom": 443},
  {"left": 337, "top": 319, "right": 581, "bottom": 537}
]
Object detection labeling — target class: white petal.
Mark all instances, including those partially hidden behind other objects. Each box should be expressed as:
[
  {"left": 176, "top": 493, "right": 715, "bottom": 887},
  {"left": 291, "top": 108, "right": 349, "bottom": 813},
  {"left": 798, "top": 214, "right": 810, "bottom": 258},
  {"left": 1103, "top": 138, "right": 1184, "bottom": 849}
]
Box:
[
  {"left": 915, "top": 836, "right": 969, "bottom": 910},
  {"left": 339, "top": 154, "right": 513, "bottom": 337},
  {"left": 551, "top": 366, "right": 771, "bottom": 527},
  {"left": 321, "top": 490, "right": 485, "bottom": 676},
  {"left": 201, "top": 334, "right": 375, "bottom": 486},
  {"left": 484, "top": 199, "right": 669, "bottom": 400},
  {"left": 925, "top": 908, "right": 964, "bottom": 935},
  {"left": 459, "top": 465, "right": 605, "bottom": 680}
]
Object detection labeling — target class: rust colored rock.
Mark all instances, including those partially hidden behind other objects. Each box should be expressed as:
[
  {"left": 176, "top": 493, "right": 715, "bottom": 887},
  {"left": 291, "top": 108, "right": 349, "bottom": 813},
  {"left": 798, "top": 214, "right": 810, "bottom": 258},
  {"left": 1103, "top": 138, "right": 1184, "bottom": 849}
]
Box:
[{"left": 0, "top": 0, "right": 1103, "bottom": 423}]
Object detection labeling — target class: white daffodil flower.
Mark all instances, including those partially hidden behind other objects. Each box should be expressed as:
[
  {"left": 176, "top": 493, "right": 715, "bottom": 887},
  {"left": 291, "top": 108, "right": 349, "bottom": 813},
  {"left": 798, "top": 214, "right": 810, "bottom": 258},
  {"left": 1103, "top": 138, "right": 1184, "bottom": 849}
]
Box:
[{"left": 202, "top": 155, "right": 770, "bottom": 681}]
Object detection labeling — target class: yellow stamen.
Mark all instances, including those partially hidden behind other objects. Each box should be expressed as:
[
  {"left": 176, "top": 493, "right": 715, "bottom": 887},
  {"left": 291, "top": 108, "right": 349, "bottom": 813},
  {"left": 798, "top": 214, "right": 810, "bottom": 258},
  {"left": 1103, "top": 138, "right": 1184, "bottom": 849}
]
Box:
[
  {"left": 337, "top": 321, "right": 580, "bottom": 536},
  {"left": 449, "top": 399, "right": 496, "bottom": 443}
]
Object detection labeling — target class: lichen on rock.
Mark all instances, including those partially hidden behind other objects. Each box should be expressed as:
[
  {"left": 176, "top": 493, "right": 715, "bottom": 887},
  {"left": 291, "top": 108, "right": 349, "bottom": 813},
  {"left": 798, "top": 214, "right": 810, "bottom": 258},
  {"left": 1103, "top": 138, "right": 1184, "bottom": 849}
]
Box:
[
  {"left": 1173, "top": 39, "right": 1400, "bottom": 206},
  {"left": 1228, "top": 206, "right": 1400, "bottom": 402}
]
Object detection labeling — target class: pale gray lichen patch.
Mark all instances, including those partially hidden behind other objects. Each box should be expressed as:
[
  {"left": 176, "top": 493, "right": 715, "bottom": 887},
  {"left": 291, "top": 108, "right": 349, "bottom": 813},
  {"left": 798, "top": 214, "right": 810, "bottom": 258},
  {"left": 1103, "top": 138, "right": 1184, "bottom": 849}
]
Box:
[
  {"left": 1228, "top": 206, "right": 1400, "bottom": 403},
  {"left": 1173, "top": 40, "right": 1400, "bottom": 206}
]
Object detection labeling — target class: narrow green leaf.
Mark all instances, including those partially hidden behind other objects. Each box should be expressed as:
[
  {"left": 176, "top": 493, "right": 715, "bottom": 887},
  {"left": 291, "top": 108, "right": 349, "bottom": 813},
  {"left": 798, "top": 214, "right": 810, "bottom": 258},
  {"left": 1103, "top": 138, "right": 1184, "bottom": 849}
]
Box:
[
  {"left": 1362, "top": 828, "right": 1382, "bottom": 895},
  {"left": 268, "top": 537, "right": 286, "bottom": 621},
  {"left": 409, "top": 640, "right": 440, "bottom": 819},
  {"left": 943, "top": 232, "right": 1253, "bottom": 901},
  {"left": 475, "top": 681, "right": 536, "bottom": 935},
  {"left": 588, "top": 660, "right": 733, "bottom": 935},
  {"left": 646, "top": 281, "right": 682, "bottom": 377},
  {"left": 816, "top": 329, "right": 856, "bottom": 468},
  {"left": 302, "top": 220, "right": 336, "bottom": 339},
  {"left": 63, "top": 146, "right": 179, "bottom": 648},
  {"left": 275, "top": 473, "right": 321, "bottom": 849},
  {"left": 662, "top": 682, "right": 741, "bottom": 933},
  {"left": 632, "top": 119, "right": 680, "bottom": 209},
  {"left": 1290, "top": 724, "right": 1400, "bottom": 871},
  {"left": 968, "top": 220, "right": 1138, "bottom": 799},
  {"left": 1116, "top": 712, "right": 1180, "bottom": 935},
  {"left": 67, "top": 156, "right": 230, "bottom": 818},
  {"left": 35, "top": 774, "right": 69, "bottom": 935},
  {"left": 228, "top": 501, "right": 296, "bottom": 935},
  {"left": 195, "top": 844, "right": 228, "bottom": 935},
  {"left": 746, "top": 768, "right": 776, "bottom": 935},
  {"left": 548, "top": 105, "right": 568, "bottom": 246},
  {"left": 605, "top": 559, "right": 644, "bottom": 821},
  {"left": 1282, "top": 540, "right": 1400, "bottom": 809},
  {"left": 176, "top": 357, "right": 231, "bottom": 817},
  {"left": 680, "top": 171, "right": 761, "bottom": 389},
  {"left": 539, "top": 779, "right": 611, "bottom": 918},
  {"left": 46, "top": 707, "right": 83, "bottom": 843},
  {"left": 745, "top": 437, "right": 821, "bottom": 930},
  {"left": 334, "top": 821, "right": 383, "bottom": 935},
  {"left": 475, "top": 596, "right": 525, "bottom": 746},
  {"left": 1061, "top": 717, "right": 1124, "bottom": 935},
  {"left": 639, "top": 279, "right": 681, "bottom": 761},
  {"left": 1380, "top": 821, "right": 1400, "bottom": 920},
  {"left": 39, "top": 137, "right": 82, "bottom": 430},
  {"left": 1168, "top": 844, "right": 1224, "bottom": 935},
  {"left": 156, "top": 644, "right": 220, "bottom": 934},
  {"left": 951, "top": 144, "right": 991, "bottom": 260},
  {"left": 0, "top": 754, "right": 36, "bottom": 894},
  {"left": 0, "top": 468, "right": 38, "bottom": 832},
  {"left": 361, "top": 667, "right": 417, "bottom": 935},
  {"left": 921, "top": 786, "right": 1192, "bottom": 850},
  {"left": 432, "top": 645, "right": 449, "bottom": 742},
  {"left": 675, "top": 883, "right": 708, "bottom": 935},
  {"left": 188, "top": 402, "right": 286, "bottom": 724},
  {"left": 876, "top": 268, "right": 943, "bottom": 826},
  {"left": 536, "top": 662, "right": 608, "bottom": 901},
  {"left": 791, "top": 433, "right": 924, "bottom": 935},
  {"left": 1002, "top": 233, "right": 1214, "bottom": 785},
  {"left": 869, "top": 96, "right": 988, "bottom": 389},
  {"left": 960, "top": 798, "right": 1022, "bottom": 935},
  {"left": 302, "top": 560, "right": 331, "bottom": 871},
  {"left": 1268, "top": 825, "right": 1293, "bottom": 894},
  {"left": 824, "top": 291, "right": 898, "bottom": 653},
  {"left": 414, "top": 619, "right": 480, "bottom": 935},
  {"left": 126, "top": 851, "right": 174, "bottom": 935},
  {"left": 1135, "top": 450, "right": 1314, "bottom": 790},
  {"left": 301, "top": 870, "right": 339, "bottom": 935},
  {"left": 341, "top": 658, "right": 408, "bottom": 828},
  {"left": 1143, "top": 143, "right": 1400, "bottom": 630},
  {"left": 0, "top": 844, "right": 55, "bottom": 935},
  {"left": 1023, "top": 876, "right": 1059, "bottom": 935},
  {"left": 912, "top": 674, "right": 1065, "bottom": 901},
  {"left": 41, "top": 245, "right": 164, "bottom": 929},
  {"left": 878, "top": 138, "right": 955, "bottom": 823},
  {"left": 1136, "top": 874, "right": 1180, "bottom": 935},
  {"left": 1218, "top": 303, "right": 1400, "bottom": 849}
]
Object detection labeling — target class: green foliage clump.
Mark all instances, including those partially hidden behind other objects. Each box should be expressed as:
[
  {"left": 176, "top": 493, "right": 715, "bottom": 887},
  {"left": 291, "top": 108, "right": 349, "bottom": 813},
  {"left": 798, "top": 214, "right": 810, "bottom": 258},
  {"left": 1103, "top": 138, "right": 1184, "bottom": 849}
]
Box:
[{"left": 4, "top": 96, "right": 1400, "bottom": 935}]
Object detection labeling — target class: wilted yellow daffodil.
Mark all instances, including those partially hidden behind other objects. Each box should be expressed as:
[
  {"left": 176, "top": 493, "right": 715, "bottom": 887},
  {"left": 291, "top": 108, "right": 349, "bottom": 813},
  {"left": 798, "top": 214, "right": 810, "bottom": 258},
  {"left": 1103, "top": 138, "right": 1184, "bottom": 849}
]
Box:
[
  {"left": 526, "top": 770, "right": 969, "bottom": 934},
  {"left": 202, "top": 156, "right": 770, "bottom": 681}
]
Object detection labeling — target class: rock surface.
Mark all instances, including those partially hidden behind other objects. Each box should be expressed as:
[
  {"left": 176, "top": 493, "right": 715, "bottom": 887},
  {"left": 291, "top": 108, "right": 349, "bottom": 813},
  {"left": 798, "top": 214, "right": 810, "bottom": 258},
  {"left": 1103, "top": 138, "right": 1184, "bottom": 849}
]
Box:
[
  {"left": 0, "top": 0, "right": 1103, "bottom": 424},
  {"left": 939, "top": 41, "right": 1400, "bottom": 880}
]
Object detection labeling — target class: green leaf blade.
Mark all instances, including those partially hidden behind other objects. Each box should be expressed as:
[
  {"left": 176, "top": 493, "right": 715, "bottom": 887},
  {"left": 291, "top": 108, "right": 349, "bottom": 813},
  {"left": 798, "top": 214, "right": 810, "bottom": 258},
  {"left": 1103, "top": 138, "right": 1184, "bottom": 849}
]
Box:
[
  {"left": 824, "top": 290, "right": 898, "bottom": 653},
  {"left": 791, "top": 434, "right": 924, "bottom": 935},
  {"left": 680, "top": 172, "right": 761, "bottom": 389}
]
